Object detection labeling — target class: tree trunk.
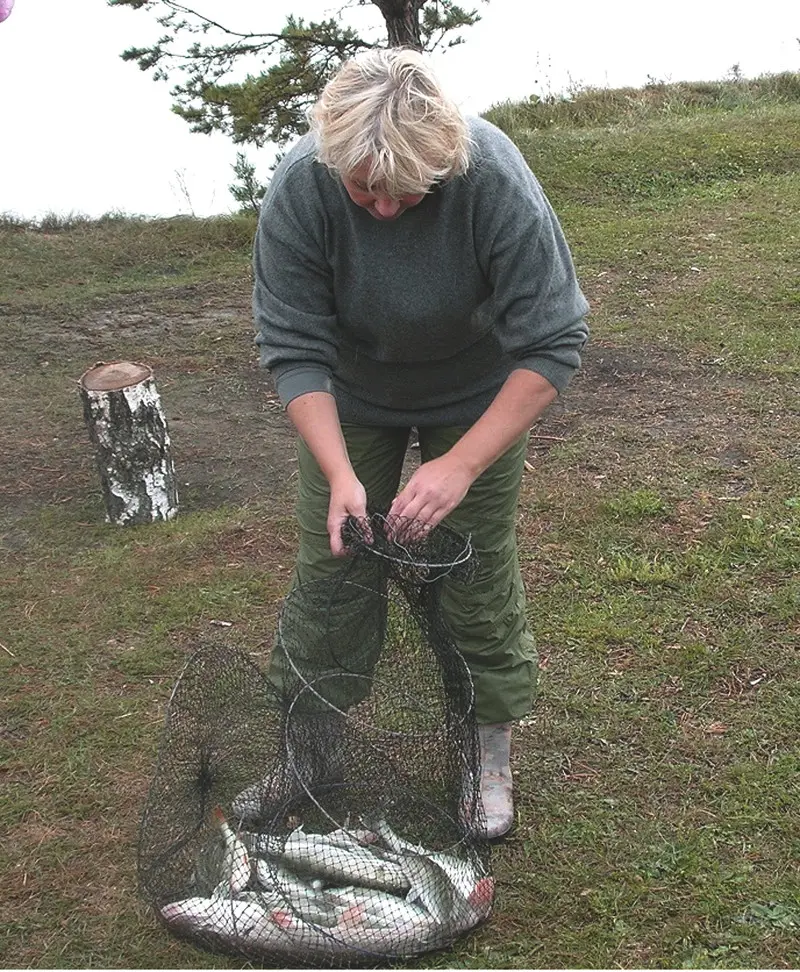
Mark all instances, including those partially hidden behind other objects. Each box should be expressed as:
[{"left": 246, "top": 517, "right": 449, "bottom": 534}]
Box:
[
  {"left": 373, "top": 0, "right": 424, "bottom": 49},
  {"left": 79, "top": 360, "right": 179, "bottom": 525}
]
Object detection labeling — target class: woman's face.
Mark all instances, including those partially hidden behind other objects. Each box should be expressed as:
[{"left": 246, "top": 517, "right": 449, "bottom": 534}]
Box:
[{"left": 341, "top": 165, "right": 426, "bottom": 221}]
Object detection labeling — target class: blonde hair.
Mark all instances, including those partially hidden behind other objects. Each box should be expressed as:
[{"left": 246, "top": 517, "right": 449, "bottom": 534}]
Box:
[{"left": 310, "top": 48, "right": 470, "bottom": 197}]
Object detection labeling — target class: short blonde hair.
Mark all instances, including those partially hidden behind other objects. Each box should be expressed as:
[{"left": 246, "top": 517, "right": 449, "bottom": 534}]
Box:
[{"left": 310, "top": 48, "right": 470, "bottom": 197}]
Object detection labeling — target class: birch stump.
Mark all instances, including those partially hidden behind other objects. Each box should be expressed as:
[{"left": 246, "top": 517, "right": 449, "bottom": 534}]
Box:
[{"left": 79, "top": 360, "right": 179, "bottom": 525}]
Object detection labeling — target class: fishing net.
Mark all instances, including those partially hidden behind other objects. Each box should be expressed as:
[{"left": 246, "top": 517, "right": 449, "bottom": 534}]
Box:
[{"left": 138, "top": 515, "right": 494, "bottom": 966}]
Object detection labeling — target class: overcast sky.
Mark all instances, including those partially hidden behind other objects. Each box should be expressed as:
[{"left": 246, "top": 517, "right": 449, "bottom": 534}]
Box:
[{"left": 2, "top": 0, "right": 798, "bottom": 219}]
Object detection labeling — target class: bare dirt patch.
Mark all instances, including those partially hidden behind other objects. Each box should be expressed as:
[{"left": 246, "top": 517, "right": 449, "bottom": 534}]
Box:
[{"left": 4, "top": 289, "right": 793, "bottom": 543}]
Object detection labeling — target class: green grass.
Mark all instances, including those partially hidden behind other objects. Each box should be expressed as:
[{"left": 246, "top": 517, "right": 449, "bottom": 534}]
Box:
[
  {"left": 0, "top": 213, "right": 256, "bottom": 314},
  {"left": 484, "top": 70, "right": 800, "bottom": 133},
  {"left": 2, "top": 72, "right": 800, "bottom": 968}
]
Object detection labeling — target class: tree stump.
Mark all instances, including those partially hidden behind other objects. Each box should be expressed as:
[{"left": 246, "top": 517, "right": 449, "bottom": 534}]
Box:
[{"left": 79, "top": 360, "right": 179, "bottom": 525}]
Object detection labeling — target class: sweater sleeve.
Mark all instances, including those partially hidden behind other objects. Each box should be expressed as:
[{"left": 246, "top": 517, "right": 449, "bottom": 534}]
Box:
[
  {"left": 473, "top": 125, "right": 589, "bottom": 393},
  {"left": 252, "top": 154, "right": 339, "bottom": 407}
]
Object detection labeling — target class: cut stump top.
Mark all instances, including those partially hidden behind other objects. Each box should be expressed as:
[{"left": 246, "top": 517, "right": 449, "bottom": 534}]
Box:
[{"left": 80, "top": 361, "right": 153, "bottom": 392}]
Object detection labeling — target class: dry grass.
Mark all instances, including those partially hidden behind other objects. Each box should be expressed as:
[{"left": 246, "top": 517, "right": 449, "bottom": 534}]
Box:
[{"left": 2, "top": 84, "right": 799, "bottom": 969}]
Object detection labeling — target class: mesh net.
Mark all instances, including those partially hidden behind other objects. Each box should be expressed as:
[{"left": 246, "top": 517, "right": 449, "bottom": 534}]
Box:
[{"left": 138, "top": 515, "right": 493, "bottom": 966}]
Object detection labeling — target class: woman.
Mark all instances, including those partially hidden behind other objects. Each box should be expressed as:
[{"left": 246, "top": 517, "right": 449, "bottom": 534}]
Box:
[{"left": 252, "top": 48, "right": 589, "bottom": 839}]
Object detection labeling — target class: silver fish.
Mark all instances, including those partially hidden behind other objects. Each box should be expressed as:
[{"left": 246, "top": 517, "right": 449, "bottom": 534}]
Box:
[
  {"left": 254, "top": 859, "right": 341, "bottom": 927},
  {"left": 160, "top": 894, "right": 329, "bottom": 953},
  {"left": 262, "top": 818, "right": 454, "bottom": 931},
  {"left": 255, "top": 858, "right": 316, "bottom": 896},
  {"left": 252, "top": 828, "right": 411, "bottom": 895},
  {"left": 160, "top": 819, "right": 491, "bottom": 960},
  {"left": 365, "top": 816, "right": 494, "bottom": 929},
  {"left": 323, "top": 884, "right": 435, "bottom": 933},
  {"left": 318, "top": 825, "right": 381, "bottom": 849},
  {"left": 268, "top": 891, "right": 441, "bottom": 957},
  {"left": 161, "top": 890, "right": 440, "bottom": 959},
  {"left": 398, "top": 853, "right": 456, "bottom": 924},
  {"left": 362, "top": 815, "right": 456, "bottom": 922},
  {"left": 365, "top": 816, "right": 427, "bottom": 855}
]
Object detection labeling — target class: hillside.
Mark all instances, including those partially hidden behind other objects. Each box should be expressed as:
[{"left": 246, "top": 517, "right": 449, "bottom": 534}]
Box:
[{"left": 2, "top": 75, "right": 799, "bottom": 969}]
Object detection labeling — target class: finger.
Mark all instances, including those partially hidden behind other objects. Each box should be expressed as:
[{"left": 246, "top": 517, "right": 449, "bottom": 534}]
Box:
[
  {"left": 388, "top": 487, "right": 414, "bottom": 520},
  {"left": 410, "top": 499, "right": 450, "bottom": 534},
  {"left": 387, "top": 492, "right": 417, "bottom": 540},
  {"left": 390, "top": 489, "right": 428, "bottom": 524},
  {"left": 411, "top": 505, "right": 437, "bottom": 532},
  {"left": 329, "top": 516, "right": 350, "bottom": 557}
]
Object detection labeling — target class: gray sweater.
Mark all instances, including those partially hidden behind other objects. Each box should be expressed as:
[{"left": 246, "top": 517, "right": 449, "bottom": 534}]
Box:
[{"left": 253, "top": 116, "right": 589, "bottom": 427}]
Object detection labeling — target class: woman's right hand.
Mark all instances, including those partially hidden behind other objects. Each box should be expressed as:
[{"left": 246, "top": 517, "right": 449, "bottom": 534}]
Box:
[{"left": 327, "top": 472, "right": 369, "bottom": 557}]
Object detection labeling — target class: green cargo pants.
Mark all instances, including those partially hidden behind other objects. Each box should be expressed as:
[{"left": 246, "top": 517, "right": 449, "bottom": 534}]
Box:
[{"left": 270, "top": 425, "right": 538, "bottom": 725}]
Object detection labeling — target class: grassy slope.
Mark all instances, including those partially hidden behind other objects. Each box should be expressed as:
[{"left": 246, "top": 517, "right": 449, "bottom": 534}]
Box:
[{"left": 1, "top": 76, "right": 799, "bottom": 968}]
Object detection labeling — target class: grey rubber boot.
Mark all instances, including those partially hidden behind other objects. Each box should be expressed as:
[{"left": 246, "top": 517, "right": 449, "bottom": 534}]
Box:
[{"left": 475, "top": 722, "right": 514, "bottom": 839}]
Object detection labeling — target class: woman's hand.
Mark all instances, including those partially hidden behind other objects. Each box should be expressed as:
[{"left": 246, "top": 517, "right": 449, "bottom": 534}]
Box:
[
  {"left": 328, "top": 472, "right": 369, "bottom": 557},
  {"left": 388, "top": 453, "right": 475, "bottom": 531},
  {"left": 286, "top": 392, "right": 366, "bottom": 557}
]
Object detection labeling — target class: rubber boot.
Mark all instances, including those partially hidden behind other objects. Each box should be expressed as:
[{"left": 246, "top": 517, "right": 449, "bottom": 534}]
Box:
[{"left": 476, "top": 722, "right": 514, "bottom": 839}]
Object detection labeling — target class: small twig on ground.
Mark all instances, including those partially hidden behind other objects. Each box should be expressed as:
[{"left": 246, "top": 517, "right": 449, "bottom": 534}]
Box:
[
  {"left": 0, "top": 641, "right": 15, "bottom": 657},
  {"left": 529, "top": 433, "right": 567, "bottom": 441},
  {"left": 524, "top": 460, "right": 535, "bottom": 472}
]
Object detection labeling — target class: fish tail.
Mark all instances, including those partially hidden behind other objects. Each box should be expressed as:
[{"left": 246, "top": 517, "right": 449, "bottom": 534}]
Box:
[{"left": 212, "top": 805, "right": 236, "bottom": 845}]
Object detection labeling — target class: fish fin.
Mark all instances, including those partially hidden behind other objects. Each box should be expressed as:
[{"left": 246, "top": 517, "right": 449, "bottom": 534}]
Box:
[
  {"left": 337, "top": 902, "right": 366, "bottom": 929},
  {"left": 467, "top": 876, "right": 495, "bottom": 911},
  {"left": 270, "top": 909, "right": 294, "bottom": 929}
]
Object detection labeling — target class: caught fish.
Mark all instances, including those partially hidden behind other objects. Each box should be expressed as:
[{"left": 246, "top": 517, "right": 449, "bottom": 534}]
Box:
[
  {"left": 161, "top": 894, "right": 265, "bottom": 939},
  {"left": 254, "top": 853, "right": 411, "bottom": 930},
  {"left": 318, "top": 825, "right": 380, "bottom": 849},
  {"left": 267, "top": 888, "right": 442, "bottom": 956},
  {"left": 252, "top": 827, "right": 411, "bottom": 895},
  {"left": 161, "top": 889, "right": 441, "bottom": 959},
  {"left": 365, "top": 816, "right": 494, "bottom": 927},
  {"left": 430, "top": 852, "right": 494, "bottom": 930},
  {"left": 364, "top": 816, "right": 426, "bottom": 856},
  {"left": 159, "top": 816, "right": 492, "bottom": 960},
  {"left": 324, "top": 884, "right": 434, "bottom": 934},
  {"left": 211, "top": 805, "right": 251, "bottom": 897},
  {"left": 254, "top": 858, "right": 338, "bottom": 925},
  {"left": 160, "top": 894, "right": 328, "bottom": 953},
  {"left": 255, "top": 858, "right": 317, "bottom": 896},
  {"left": 398, "top": 852, "right": 456, "bottom": 924}
]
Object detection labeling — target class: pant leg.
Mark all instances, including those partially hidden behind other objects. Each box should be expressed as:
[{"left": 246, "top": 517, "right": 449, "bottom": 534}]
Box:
[
  {"left": 268, "top": 425, "right": 410, "bottom": 711},
  {"left": 418, "top": 427, "right": 537, "bottom": 725}
]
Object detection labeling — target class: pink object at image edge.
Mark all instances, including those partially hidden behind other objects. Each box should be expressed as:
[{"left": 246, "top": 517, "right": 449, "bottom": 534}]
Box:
[{"left": 0, "top": 0, "right": 14, "bottom": 22}]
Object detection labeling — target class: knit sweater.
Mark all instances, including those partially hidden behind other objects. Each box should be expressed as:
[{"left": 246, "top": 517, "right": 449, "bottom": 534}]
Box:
[{"left": 253, "top": 115, "right": 589, "bottom": 427}]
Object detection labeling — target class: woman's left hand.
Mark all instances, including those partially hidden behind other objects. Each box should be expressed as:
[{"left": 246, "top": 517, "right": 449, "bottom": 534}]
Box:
[{"left": 388, "top": 452, "right": 476, "bottom": 530}]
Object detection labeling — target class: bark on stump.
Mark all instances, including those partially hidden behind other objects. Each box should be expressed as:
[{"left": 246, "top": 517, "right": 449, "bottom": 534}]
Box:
[{"left": 79, "top": 360, "right": 179, "bottom": 525}]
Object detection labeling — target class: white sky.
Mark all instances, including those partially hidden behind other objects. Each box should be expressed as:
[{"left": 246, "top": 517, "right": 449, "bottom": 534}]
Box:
[{"left": 1, "top": 0, "right": 798, "bottom": 219}]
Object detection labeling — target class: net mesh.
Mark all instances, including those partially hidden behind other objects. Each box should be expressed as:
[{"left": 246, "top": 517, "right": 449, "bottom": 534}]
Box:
[{"left": 138, "top": 515, "right": 493, "bottom": 965}]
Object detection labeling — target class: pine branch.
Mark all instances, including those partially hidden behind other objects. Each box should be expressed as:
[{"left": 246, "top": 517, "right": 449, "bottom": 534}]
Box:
[{"left": 110, "top": 0, "right": 487, "bottom": 145}]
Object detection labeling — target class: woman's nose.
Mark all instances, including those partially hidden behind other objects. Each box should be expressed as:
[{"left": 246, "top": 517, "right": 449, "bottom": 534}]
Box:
[{"left": 374, "top": 196, "right": 401, "bottom": 218}]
